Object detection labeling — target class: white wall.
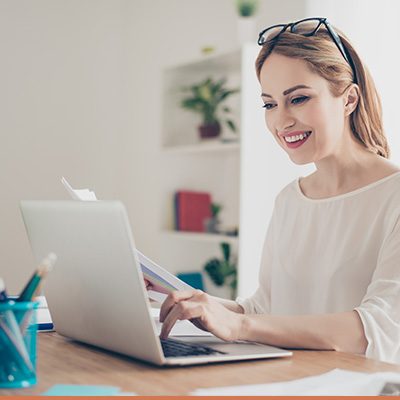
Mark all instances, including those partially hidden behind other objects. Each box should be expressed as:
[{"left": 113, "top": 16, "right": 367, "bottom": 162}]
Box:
[
  {"left": 0, "top": 0, "right": 131, "bottom": 292},
  {"left": 0, "top": 0, "right": 307, "bottom": 293}
]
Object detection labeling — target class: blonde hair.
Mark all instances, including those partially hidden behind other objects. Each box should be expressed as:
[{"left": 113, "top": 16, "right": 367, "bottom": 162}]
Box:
[{"left": 256, "top": 27, "right": 390, "bottom": 158}]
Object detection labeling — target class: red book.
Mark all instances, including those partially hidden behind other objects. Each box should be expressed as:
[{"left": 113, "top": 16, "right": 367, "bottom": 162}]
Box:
[{"left": 175, "top": 190, "right": 212, "bottom": 232}]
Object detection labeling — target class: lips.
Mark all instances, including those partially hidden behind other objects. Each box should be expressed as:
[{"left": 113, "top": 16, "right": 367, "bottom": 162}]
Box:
[{"left": 281, "top": 131, "right": 312, "bottom": 149}]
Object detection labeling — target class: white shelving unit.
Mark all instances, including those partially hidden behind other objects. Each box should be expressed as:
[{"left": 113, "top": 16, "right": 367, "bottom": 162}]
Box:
[
  {"left": 161, "top": 230, "right": 239, "bottom": 245},
  {"left": 158, "top": 44, "right": 314, "bottom": 298},
  {"left": 161, "top": 140, "right": 240, "bottom": 155}
]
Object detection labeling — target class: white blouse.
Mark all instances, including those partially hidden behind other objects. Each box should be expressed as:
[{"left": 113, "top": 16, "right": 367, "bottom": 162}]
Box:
[{"left": 238, "top": 172, "right": 400, "bottom": 364}]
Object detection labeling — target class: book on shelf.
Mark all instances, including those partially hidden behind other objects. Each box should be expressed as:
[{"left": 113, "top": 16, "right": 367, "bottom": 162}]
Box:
[
  {"left": 61, "top": 177, "right": 193, "bottom": 303},
  {"left": 175, "top": 190, "right": 212, "bottom": 232}
]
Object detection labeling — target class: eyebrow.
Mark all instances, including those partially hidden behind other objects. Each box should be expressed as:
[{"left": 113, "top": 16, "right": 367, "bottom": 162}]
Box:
[{"left": 261, "top": 85, "right": 312, "bottom": 98}]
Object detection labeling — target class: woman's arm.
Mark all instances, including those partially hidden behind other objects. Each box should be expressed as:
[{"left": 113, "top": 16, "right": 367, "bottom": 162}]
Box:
[
  {"left": 241, "top": 310, "right": 367, "bottom": 354},
  {"left": 159, "top": 290, "right": 367, "bottom": 355},
  {"left": 211, "top": 295, "right": 244, "bottom": 313}
]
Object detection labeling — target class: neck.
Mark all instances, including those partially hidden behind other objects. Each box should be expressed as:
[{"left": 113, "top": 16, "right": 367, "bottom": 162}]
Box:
[
  {"left": 307, "top": 133, "right": 388, "bottom": 198},
  {"left": 314, "top": 150, "right": 373, "bottom": 194}
]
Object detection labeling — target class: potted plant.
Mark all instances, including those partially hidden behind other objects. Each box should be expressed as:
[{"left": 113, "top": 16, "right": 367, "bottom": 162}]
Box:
[
  {"left": 180, "top": 77, "right": 239, "bottom": 140},
  {"left": 204, "top": 203, "right": 223, "bottom": 233},
  {"left": 235, "top": 0, "right": 259, "bottom": 17},
  {"left": 203, "top": 242, "right": 237, "bottom": 300},
  {"left": 235, "top": 0, "right": 259, "bottom": 44}
]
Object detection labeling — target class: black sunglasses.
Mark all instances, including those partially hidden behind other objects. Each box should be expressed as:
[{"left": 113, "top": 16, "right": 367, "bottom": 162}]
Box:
[{"left": 258, "top": 17, "right": 355, "bottom": 77}]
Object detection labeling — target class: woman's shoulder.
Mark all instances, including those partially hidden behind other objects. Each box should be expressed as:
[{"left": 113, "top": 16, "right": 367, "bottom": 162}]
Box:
[
  {"left": 274, "top": 178, "right": 302, "bottom": 206},
  {"left": 299, "top": 158, "right": 400, "bottom": 200}
]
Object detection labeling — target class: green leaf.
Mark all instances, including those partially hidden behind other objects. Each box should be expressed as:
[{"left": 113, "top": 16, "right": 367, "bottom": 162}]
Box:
[
  {"left": 180, "top": 77, "right": 239, "bottom": 126},
  {"left": 235, "top": 0, "right": 259, "bottom": 17},
  {"left": 226, "top": 119, "right": 237, "bottom": 132},
  {"left": 221, "top": 242, "right": 230, "bottom": 263},
  {"left": 204, "top": 258, "right": 225, "bottom": 286}
]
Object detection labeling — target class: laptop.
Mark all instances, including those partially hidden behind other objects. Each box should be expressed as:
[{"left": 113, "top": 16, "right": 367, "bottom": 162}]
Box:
[{"left": 20, "top": 200, "right": 292, "bottom": 366}]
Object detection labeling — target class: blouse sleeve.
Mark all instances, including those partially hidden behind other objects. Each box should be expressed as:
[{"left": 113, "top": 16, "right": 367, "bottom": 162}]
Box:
[
  {"left": 236, "top": 202, "right": 278, "bottom": 315},
  {"left": 354, "top": 209, "right": 400, "bottom": 364}
]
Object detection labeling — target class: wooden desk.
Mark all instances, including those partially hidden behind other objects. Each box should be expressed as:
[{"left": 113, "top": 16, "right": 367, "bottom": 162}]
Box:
[{"left": 1, "top": 332, "right": 400, "bottom": 396}]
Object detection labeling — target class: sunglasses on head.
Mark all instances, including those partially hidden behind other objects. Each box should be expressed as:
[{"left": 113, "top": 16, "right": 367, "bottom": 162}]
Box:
[{"left": 258, "top": 17, "right": 356, "bottom": 80}]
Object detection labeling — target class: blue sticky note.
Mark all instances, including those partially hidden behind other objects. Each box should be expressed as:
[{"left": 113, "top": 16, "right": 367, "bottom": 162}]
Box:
[{"left": 42, "top": 384, "right": 121, "bottom": 396}]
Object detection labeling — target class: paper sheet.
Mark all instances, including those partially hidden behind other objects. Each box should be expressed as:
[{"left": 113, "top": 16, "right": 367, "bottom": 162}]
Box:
[
  {"left": 42, "top": 384, "right": 136, "bottom": 396},
  {"left": 61, "top": 176, "right": 97, "bottom": 200},
  {"left": 190, "top": 368, "right": 400, "bottom": 396},
  {"left": 147, "top": 290, "right": 168, "bottom": 303},
  {"left": 36, "top": 295, "right": 54, "bottom": 331}
]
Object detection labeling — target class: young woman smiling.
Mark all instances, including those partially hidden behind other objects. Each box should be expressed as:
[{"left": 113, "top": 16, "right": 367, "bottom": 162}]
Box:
[{"left": 159, "top": 18, "right": 400, "bottom": 364}]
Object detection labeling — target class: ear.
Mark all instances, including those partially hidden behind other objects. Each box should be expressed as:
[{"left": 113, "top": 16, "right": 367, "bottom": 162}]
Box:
[{"left": 343, "top": 84, "right": 359, "bottom": 116}]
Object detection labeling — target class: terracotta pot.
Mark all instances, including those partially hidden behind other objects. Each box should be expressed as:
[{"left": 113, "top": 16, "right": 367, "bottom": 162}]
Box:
[{"left": 198, "top": 123, "right": 221, "bottom": 139}]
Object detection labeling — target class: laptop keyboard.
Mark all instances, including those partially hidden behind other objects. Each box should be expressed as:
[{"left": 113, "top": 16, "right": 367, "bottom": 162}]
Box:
[{"left": 160, "top": 338, "right": 226, "bottom": 358}]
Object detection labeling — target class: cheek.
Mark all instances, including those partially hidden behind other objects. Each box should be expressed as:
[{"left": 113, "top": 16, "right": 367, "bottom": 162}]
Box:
[
  {"left": 265, "top": 114, "right": 273, "bottom": 134},
  {"left": 264, "top": 114, "right": 283, "bottom": 144},
  {"left": 303, "top": 103, "right": 328, "bottom": 127},
  {"left": 312, "top": 102, "right": 345, "bottom": 143}
]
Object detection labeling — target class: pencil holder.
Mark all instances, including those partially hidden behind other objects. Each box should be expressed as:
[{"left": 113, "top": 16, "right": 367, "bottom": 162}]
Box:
[{"left": 0, "top": 300, "right": 39, "bottom": 388}]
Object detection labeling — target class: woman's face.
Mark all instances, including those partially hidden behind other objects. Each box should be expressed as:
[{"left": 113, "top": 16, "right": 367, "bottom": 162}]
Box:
[{"left": 259, "top": 53, "right": 348, "bottom": 166}]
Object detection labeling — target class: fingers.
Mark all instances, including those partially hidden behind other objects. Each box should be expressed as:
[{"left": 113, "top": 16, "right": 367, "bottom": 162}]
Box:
[
  {"left": 159, "top": 290, "right": 209, "bottom": 339},
  {"left": 159, "top": 290, "right": 240, "bottom": 342},
  {"left": 160, "top": 300, "right": 205, "bottom": 339},
  {"left": 143, "top": 277, "right": 153, "bottom": 291},
  {"left": 159, "top": 290, "right": 199, "bottom": 322}
]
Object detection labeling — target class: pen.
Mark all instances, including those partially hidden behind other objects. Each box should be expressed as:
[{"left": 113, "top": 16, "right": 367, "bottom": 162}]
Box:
[{"left": 18, "top": 253, "right": 57, "bottom": 302}]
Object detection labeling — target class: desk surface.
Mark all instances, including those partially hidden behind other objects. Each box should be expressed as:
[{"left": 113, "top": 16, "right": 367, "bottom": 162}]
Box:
[{"left": 1, "top": 332, "right": 400, "bottom": 396}]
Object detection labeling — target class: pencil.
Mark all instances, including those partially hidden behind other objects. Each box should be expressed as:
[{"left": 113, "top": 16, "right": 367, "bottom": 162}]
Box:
[
  {"left": 0, "top": 316, "right": 35, "bottom": 374},
  {"left": 17, "top": 253, "right": 57, "bottom": 302}
]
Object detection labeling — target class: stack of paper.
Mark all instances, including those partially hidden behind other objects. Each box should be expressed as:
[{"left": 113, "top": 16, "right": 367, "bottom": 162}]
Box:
[{"left": 61, "top": 177, "right": 97, "bottom": 200}]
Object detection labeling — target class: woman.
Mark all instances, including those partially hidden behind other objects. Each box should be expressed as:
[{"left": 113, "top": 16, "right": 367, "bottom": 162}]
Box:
[{"left": 159, "top": 18, "right": 400, "bottom": 364}]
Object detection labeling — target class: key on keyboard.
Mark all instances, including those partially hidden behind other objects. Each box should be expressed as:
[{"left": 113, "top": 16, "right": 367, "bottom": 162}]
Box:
[{"left": 160, "top": 338, "right": 226, "bottom": 358}]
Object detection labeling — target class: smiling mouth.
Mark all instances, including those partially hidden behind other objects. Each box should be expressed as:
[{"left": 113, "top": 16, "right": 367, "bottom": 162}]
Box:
[{"left": 284, "top": 131, "right": 312, "bottom": 143}]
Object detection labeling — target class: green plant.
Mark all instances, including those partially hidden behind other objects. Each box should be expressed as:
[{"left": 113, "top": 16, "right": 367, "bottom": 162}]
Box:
[
  {"left": 235, "top": 0, "right": 259, "bottom": 17},
  {"left": 203, "top": 242, "right": 237, "bottom": 300},
  {"left": 211, "top": 203, "right": 223, "bottom": 218},
  {"left": 180, "top": 77, "right": 239, "bottom": 132}
]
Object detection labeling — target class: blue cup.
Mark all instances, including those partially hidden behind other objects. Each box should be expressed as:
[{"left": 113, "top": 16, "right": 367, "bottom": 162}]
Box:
[{"left": 0, "top": 300, "right": 39, "bottom": 388}]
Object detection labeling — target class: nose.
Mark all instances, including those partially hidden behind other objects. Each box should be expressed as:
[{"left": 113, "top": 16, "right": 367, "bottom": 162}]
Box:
[{"left": 270, "top": 106, "right": 296, "bottom": 133}]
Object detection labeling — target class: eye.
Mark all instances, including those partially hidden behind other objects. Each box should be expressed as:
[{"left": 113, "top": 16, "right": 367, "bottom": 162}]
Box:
[
  {"left": 262, "top": 103, "right": 276, "bottom": 110},
  {"left": 291, "top": 96, "right": 309, "bottom": 105}
]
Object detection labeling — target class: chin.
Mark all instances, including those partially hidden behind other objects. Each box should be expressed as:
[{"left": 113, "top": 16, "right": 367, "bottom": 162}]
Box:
[{"left": 287, "top": 154, "right": 314, "bottom": 166}]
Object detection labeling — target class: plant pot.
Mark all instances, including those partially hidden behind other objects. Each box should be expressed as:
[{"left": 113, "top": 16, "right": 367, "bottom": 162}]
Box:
[
  {"left": 204, "top": 217, "right": 221, "bottom": 234},
  {"left": 198, "top": 123, "right": 221, "bottom": 139}
]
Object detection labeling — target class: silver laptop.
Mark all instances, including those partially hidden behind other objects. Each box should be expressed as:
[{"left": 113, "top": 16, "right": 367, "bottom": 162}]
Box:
[{"left": 20, "top": 200, "right": 292, "bottom": 366}]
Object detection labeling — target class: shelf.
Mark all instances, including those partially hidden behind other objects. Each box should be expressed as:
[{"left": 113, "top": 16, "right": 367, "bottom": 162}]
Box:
[
  {"left": 161, "top": 140, "right": 240, "bottom": 155},
  {"left": 161, "top": 230, "right": 239, "bottom": 245},
  {"left": 159, "top": 44, "right": 262, "bottom": 297},
  {"left": 163, "top": 47, "right": 242, "bottom": 75}
]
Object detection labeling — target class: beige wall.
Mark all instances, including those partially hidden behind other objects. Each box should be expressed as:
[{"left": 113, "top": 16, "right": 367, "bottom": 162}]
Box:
[{"left": 0, "top": 0, "right": 306, "bottom": 293}]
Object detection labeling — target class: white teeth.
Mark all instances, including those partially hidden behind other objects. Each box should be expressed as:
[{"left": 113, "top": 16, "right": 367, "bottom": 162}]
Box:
[{"left": 284, "top": 132, "right": 311, "bottom": 143}]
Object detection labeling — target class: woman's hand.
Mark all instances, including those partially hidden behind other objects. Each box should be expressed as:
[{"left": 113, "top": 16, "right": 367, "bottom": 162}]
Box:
[
  {"left": 159, "top": 289, "right": 244, "bottom": 342},
  {"left": 143, "top": 277, "right": 153, "bottom": 291}
]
